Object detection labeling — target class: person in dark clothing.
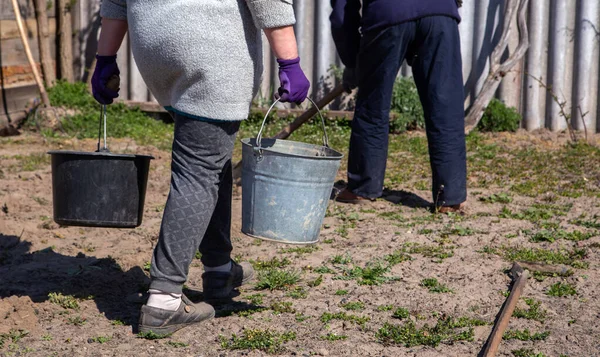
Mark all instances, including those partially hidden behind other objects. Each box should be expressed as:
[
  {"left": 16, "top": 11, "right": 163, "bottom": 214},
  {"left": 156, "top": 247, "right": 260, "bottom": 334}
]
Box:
[{"left": 330, "top": 0, "right": 467, "bottom": 212}]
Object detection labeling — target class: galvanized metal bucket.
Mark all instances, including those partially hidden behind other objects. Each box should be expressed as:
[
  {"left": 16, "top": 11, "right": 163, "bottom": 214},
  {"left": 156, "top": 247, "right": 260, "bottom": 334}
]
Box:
[{"left": 241, "top": 99, "right": 343, "bottom": 244}]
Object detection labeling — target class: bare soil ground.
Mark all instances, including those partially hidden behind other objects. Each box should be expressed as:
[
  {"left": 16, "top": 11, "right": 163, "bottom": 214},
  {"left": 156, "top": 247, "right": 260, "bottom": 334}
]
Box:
[{"left": 1, "top": 130, "right": 599, "bottom": 357}]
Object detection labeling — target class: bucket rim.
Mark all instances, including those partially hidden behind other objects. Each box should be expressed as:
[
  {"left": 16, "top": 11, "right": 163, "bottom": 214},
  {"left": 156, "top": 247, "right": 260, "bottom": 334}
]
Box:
[
  {"left": 240, "top": 138, "right": 343, "bottom": 160},
  {"left": 47, "top": 150, "right": 155, "bottom": 160},
  {"left": 242, "top": 231, "right": 319, "bottom": 245}
]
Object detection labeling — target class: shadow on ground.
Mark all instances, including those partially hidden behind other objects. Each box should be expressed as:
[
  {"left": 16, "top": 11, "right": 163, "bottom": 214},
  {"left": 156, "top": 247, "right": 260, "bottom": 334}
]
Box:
[
  {"left": 331, "top": 181, "right": 432, "bottom": 209},
  {"left": 0, "top": 233, "right": 149, "bottom": 328}
]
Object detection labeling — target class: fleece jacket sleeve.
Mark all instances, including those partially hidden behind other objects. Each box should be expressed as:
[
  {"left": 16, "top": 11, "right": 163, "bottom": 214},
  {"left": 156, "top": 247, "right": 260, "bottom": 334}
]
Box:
[
  {"left": 100, "top": 0, "right": 127, "bottom": 20},
  {"left": 246, "top": 0, "right": 296, "bottom": 29}
]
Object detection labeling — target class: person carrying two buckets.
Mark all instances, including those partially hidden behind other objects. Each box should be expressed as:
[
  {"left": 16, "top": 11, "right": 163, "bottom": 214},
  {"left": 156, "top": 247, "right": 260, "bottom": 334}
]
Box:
[{"left": 92, "top": 0, "right": 310, "bottom": 336}]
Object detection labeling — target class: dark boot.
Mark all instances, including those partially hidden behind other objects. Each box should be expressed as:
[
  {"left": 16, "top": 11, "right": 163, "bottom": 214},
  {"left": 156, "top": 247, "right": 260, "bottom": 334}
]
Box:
[
  {"left": 138, "top": 295, "right": 214, "bottom": 337},
  {"left": 202, "top": 261, "right": 254, "bottom": 302}
]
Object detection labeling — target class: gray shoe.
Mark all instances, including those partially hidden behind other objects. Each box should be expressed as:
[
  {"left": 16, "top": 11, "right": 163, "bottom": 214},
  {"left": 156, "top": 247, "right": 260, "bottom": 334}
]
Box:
[
  {"left": 202, "top": 261, "right": 254, "bottom": 302},
  {"left": 138, "top": 295, "right": 215, "bottom": 337}
]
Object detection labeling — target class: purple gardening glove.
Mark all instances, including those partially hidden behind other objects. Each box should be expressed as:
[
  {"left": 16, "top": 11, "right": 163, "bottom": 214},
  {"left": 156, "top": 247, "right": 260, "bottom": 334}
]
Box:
[
  {"left": 91, "top": 54, "right": 120, "bottom": 105},
  {"left": 277, "top": 57, "right": 310, "bottom": 104}
]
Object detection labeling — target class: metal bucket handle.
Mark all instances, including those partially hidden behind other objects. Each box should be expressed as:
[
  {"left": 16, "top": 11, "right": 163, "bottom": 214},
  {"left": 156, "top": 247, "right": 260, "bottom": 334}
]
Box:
[{"left": 255, "top": 97, "right": 330, "bottom": 157}]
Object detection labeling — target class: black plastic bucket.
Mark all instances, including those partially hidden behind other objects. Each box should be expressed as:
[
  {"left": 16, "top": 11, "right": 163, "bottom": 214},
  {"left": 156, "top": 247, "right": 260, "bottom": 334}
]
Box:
[{"left": 48, "top": 150, "right": 154, "bottom": 228}]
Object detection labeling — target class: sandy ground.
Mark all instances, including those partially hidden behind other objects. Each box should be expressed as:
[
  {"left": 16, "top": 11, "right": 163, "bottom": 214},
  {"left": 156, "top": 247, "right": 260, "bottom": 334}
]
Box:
[{"left": 1, "top": 132, "right": 599, "bottom": 357}]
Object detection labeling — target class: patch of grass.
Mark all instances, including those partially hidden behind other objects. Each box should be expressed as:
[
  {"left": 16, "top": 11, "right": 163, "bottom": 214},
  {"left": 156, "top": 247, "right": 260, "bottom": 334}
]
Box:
[
  {"left": 32, "top": 196, "right": 49, "bottom": 205},
  {"left": 384, "top": 251, "right": 412, "bottom": 266},
  {"left": 377, "top": 304, "right": 395, "bottom": 311},
  {"left": 331, "top": 254, "right": 353, "bottom": 265},
  {"left": 219, "top": 329, "right": 296, "bottom": 354},
  {"left": 295, "top": 313, "right": 310, "bottom": 322},
  {"left": 335, "top": 289, "right": 348, "bottom": 296},
  {"left": 337, "top": 262, "right": 397, "bottom": 286},
  {"left": 527, "top": 229, "right": 596, "bottom": 243},
  {"left": 502, "top": 246, "right": 588, "bottom": 268},
  {"left": 0, "top": 330, "right": 29, "bottom": 348},
  {"left": 440, "top": 225, "right": 475, "bottom": 237},
  {"left": 255, "top": 269, "right": 300, "bottom": 291},
  {"left": 278, "top": 245, "right": 319, "bottom": 255},
  {"left": 46, "top": 81, "right": 174, "bottom": 150},
  {"left": 480, "top": 193, "right": 513, "bottom": 204},
  {"left": 88, "top": 336, "right": 112, "bottom": 344},
  {"left": 270, "top": 301, "right": 295, "bottom": 315},
  {"left": 321, "top": 332, "right": 348, "bottom": 341},
  {"left": 67, "top": 315, "right": 87, "bottom": 326},
  {"left": 420, "top": 278, "right": 453, "bottom": 293},
  {"left": 194, "top": 251, "right": 202, "bottom": 260},
  {"left": 320, "top": 312, "right": 370, "bottom": 327},
  {"left": 313, "top": 266, "right": 336, "bottom": 274},
  {"left": 378, "top": 211, "right": 407, "bottom": 222},
  {"left": 138, "top": 331, "right": 169, "bottom": 340},
  {"left": 503, "top": 329, "right": 550, "bottom": 341},
  {"left": 340, "top": 301, "right": 364, "bottom": 311},
  {"left": 11, "top": 153, "right": 50, "bottom": 171},
  {"left": 376, "top": 316, "right": 483, "bottom": 347},
  {"left": 499, "top": 206, "right": 557, "bottom": 222},
  {"left": 392, "top": 307, "right": 410, "bottom": 319},
  {"left": 110, "top": 320, "right": 125, "bottom": 326},
  {"left": 143, "top": 261, "right": 151, "bottom": 272},
  {"left": 165, "top": 341, "right": 189, "bottom": 348},
  {"left": 512, "top": 349, "right": 547, "bottom": 357},
  {"left": 514, "top": 298, "right": 547, "bottom": 322},
  {"left": 245, "top": 293, "right": 264, "bottom": 305},
  {"left": 570, "top": 215, "right": 600, "bottom": 229},
  {"left": 251, "top": 257, "right": 291, "bottom": 270},
  {"left": 286, "top": 286, "right": 308, "bottom": 299},
  {"left": 404, "top": 243, "right": 454, "bottom": 261},
  {"left": 307, "top": 274, "right": 323, "bottom": 287},
  {"left": 546, "top": 282, "right": 577, "bottom": 297},
  {"left": 48, "top": 292, "right": 79, "bottom": 310},
  {"left": 42, "top": 334, "right": 53, "bottom": 341}
]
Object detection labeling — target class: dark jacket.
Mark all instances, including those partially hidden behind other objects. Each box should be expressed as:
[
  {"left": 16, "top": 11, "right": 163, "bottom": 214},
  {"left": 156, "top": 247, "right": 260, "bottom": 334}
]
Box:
[{"left": 330, "top": 0, "right": 461, "bottom": 67}]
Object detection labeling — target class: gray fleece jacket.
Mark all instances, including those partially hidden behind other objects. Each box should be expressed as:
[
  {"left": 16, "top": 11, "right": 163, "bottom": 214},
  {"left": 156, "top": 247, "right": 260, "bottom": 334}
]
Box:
[{"left": 101, "top": 0, "right": 295, "bottom": 121}]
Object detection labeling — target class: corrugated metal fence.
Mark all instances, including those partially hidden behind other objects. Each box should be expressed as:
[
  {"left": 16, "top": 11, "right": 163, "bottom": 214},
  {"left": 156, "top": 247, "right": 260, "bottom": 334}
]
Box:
[{"left": 74, "top": 1, "right": 600, "bottom": 133}]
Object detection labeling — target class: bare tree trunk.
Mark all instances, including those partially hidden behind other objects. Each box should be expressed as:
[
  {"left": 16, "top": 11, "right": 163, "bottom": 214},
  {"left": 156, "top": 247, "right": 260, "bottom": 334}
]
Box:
[
  {"left": 10, "top": 0, "right": 50, "bottom": 107},
  {"left": 58, "top": 0, "right": 74, "bottom": 82},
  {"left": 34, "top": 0, "right": 55, "bottom": 87},
  {"left": 464, "top": 0, "right": 530, "bottom": 133}
]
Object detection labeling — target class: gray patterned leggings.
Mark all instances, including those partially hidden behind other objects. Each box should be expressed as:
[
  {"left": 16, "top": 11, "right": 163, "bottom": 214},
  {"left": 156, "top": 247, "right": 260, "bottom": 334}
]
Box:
[{"left": 149, "top": 114, "right": 240, "bottom": 294}]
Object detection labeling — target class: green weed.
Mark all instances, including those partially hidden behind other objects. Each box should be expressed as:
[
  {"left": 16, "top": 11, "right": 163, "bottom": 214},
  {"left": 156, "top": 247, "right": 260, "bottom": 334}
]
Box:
[
  {"left": 392, "top": 307, "right": 410, "bottom": 319},
  {"left": 404, "top": 242, "right": 454, "bottom": 261},
  {"left": 255, "top": 269, "right": 300, "bottom": 291},
  {"left": 88, "top": 336, "right": 112, "bottom": 344},
  {"left": 335, "top": 289, "right": 348, "bottom": 296},
  {"left": 251, "top": 257, "right": 291, "bottom": 270},
  {"left": 502, "top": 246, "right": 588, "bottom": 268},
  {"left": 527, "top": 229, "right": 596, "bottom": 243},
  {"left": 512, "top": 349, "right": 547, "bottom": 357},
  {"left": 48, "top": 292, "right": 79, "bottom": 309},
  {"left": 286, "top": 287, "right": 308, "bottom": 299},
  {"left": 219, "top": 329, "right": 296, "bottom": 354},
  {"left": 42, "top": 334, "right": 53, "bottom": 341},
  {"left": 376, "top": 316, "right": 483, "bottom": 347},
  {"left": 320, "top": 312, "right": 370, "bottom": 327},
  {"left": 110, "top": 320, "right": 125, "bottom": 326},
  {"left": 331, "top": 254, "right": 353, "bottom": 265},
  {"left": 295, "top": 313, "right": 310, "bottom": 322},
  {"left": 514, "top": 298, "right": 547, "bottom": 322},
  {"left": 340, "top": 301, "right": 364, "bottom": 311},
  {"left": 420, "top": 278, "right": 453, "bottom": 293},
  {"left": 307, "top": 275, "right": 323, "bottom": 287},
  {"left": 546, "top": 282, "right": 577, "bottom": 297},
  {"left": 377, "top": 304, "right": 395, "bottom": 311},
  {"left": 570, "top": 215, "right": 600, "bottom": 229},
  {"left": 0, "top": 330, "right": 29, "bottom": 348},
  {"left": 384, "top": 251, "right": 412, "bottom": 266},
  {"left": 279, "top": 245, "right": 319, "bottom": 255},
  {"left": 67, "top": 315, "right": 86, "bottom": 326},
  {"left": 313, "top": 266, "right": 336, "bottom": 274},
  {"left": 270, "top": 301, "right": 295, "bottom": 315},
  {"left": 138, "top": 331, "right": 169, "bottom": 340},
  {"left": 503, "top": 329, "right": 550, "bottom": 341},
  {"left": 165, "top": 341, "right": 189, "bottom": 348},
  {"left": 479, "top": 193, "right": 513, "bottom": 204},
  {"left": 245, "top": 293, "right": 264, "bottom": 305}
]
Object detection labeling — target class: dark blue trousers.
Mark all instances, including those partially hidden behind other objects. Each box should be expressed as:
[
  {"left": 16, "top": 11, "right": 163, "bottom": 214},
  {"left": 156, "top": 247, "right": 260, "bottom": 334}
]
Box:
[{"left": 348, "top": 16, "right": 467, "bottom": 206}]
